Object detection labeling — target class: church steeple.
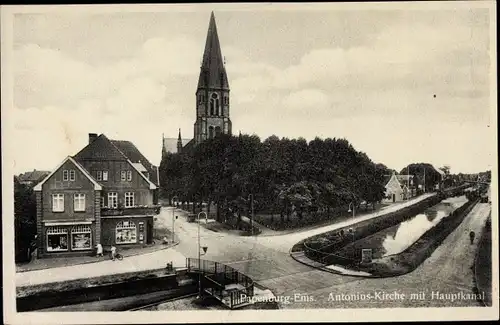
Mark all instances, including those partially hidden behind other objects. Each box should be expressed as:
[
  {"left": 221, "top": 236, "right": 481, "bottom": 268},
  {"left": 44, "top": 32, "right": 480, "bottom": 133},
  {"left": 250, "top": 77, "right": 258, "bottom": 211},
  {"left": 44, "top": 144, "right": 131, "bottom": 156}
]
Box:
[
  {"left": 177, "top": 128, "right": 183, "bottom": 153},
  {"left": 197, "top": 11, "right": 229, "bottom": 90},
  {"left": 193, "top": 11, "right": 232, "bottom": 145}
]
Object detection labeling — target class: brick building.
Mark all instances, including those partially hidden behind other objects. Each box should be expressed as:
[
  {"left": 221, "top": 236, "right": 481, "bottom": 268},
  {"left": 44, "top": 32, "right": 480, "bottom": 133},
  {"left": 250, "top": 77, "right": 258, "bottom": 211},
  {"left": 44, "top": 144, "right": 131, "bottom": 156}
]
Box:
[{"left": 34, "top": 133, "right": 159, "bottom": 258}]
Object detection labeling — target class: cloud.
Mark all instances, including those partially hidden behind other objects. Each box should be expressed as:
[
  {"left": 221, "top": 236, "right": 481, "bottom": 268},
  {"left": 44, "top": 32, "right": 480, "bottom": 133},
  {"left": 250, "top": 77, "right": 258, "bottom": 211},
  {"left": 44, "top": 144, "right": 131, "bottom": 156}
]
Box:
[{"left": 9, "top": 10, "right": 492, "bottom": 175}]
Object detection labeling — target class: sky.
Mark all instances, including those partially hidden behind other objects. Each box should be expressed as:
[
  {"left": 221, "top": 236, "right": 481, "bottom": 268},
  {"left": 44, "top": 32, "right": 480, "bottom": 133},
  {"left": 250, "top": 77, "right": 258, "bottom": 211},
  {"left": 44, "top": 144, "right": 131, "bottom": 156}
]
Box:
[{"left": 5, "top": 3, "right": 495, "bottom": 175}]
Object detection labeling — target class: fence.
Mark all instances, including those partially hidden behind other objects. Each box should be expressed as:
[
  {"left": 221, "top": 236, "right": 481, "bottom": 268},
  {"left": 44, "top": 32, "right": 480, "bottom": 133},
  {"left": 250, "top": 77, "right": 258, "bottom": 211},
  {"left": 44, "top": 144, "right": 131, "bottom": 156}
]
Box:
[{"left": 186, "top": 258, "right": 254, "bottom": 308}]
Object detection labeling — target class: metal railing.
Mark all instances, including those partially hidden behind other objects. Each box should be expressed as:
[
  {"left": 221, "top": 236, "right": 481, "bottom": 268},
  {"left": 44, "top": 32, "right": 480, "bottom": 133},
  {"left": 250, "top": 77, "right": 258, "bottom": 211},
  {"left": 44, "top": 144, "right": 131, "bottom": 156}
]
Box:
[{"left": 186, "top": 258, "right": 254, "bottom": 308}]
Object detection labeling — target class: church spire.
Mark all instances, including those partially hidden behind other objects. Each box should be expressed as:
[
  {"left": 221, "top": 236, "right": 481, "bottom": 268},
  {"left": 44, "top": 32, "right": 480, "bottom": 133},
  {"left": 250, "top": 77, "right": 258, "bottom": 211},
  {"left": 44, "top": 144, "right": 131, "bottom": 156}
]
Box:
[
  {"left": 197, "top": 11, "right": 229, "bottom": 90},
  {"left": 177, "top": 128, "right": 183, "bottom": 153}
]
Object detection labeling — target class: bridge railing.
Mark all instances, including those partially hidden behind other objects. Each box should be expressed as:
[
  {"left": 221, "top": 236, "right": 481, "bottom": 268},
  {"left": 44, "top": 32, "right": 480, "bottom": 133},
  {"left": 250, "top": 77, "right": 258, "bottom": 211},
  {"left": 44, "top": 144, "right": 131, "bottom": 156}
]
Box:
[{"left": 186, "top": 258, "right": 254, "bottom": 308}]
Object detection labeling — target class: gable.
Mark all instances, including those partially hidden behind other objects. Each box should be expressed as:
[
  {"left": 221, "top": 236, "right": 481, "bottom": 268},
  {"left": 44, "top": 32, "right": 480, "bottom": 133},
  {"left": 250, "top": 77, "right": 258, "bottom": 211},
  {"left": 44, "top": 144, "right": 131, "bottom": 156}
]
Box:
[
  {"left": 385, "top": 174, "right": 402, "bottom": 193},
  {"left": 34, "top": 156, "right": 102, "bottom": 191}
]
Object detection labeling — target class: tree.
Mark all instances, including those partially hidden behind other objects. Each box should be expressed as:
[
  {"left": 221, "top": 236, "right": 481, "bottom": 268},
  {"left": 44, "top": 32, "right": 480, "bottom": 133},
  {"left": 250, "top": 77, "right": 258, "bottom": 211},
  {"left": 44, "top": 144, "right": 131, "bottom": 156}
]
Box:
[{"left": 14, "top": 177, "right": 37, "bottom": 262}]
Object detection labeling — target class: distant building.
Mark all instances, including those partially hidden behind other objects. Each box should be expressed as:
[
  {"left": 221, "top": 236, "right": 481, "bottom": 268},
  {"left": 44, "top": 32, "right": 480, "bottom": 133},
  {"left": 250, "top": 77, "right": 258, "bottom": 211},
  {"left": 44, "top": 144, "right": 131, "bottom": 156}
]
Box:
[
  {"left": 34, "top": 133, "right": 159, "bottom": 258},
  {"left": 162, "top": 12, "right": 232, "bottom": 158},
  {"left": 17, "top": 169, "right": 50, "bottom": 187},
  {"left": 431, "top": 165, "right": 446, "bottom": 190},
  {"left": 383, "top": 173, "right": 405, "bottom": 203}
]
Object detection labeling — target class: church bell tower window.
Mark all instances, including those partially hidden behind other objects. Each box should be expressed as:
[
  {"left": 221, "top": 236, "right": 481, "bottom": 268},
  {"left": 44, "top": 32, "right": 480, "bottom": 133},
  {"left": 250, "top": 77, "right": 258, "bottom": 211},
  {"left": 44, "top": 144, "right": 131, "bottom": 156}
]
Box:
[{"left": 210, "top": 93, "right": 220, "bottom": 116}]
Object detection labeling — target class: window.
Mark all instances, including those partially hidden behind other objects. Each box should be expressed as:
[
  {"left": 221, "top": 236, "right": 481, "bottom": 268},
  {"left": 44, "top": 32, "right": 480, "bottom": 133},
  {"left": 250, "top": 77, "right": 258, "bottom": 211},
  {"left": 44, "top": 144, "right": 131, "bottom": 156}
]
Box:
[
  {"left": 63, "top": 170, "right": 69, "bottom": 181},
  {"left": 52, "top": 194, "right": 64, "bottom": 212},
  {"left": 215, "top": 126, "right": 222, "bottom": 137},
  {"left": 71, "top": 225, "right": 92, "bottom": 250},
  {"left": 116, "top": 221, "right": 137, "bottom": 244},
  {"left": 121, "top": 171, "right": 127, "bottom": 181},
  {"left": 69, "top": 170, "right": 76, "bottom": 181},
  {"left": 210, "top": 93, "right": 219, "bottom": 116},
  {"left": 108, "top": 192, "right": 118, "bottom": 208},
  {"left": 209, "top": 126, "right": 214, "bottom": 139},
  {"left": 125, "top": 192, "right": 135, "bottom": 208},
  {"left": 74, "top": 194, "right": 86, "bottom": 212},
  {"left": 102, "top": 171, "right": 108, "bottom": 181},
  {"left": 127, "top": 170, "right": 132, "bottom": 181},
  {"left": 96, "top": 171, "right": 102, "bottom": 181},
  {"left": 46, "top": 227, "right": 68, "bottom": 252},
  {"left": 100, "top": 196, "right": 105, "bottom": 208}
]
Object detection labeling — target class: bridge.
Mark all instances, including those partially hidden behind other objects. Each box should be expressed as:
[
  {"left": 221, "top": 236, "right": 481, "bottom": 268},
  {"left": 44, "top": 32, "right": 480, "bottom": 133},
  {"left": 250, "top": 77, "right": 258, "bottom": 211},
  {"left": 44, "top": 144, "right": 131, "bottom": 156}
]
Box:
[{"left": 185, "top": 258, "right": 255, "bottom": 309}]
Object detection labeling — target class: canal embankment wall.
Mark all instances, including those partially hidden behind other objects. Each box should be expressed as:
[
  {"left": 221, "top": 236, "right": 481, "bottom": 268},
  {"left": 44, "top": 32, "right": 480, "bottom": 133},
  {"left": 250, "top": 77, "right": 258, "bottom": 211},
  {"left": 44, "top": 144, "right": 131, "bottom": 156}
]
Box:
[
  {"left": 302, "top": 194, "right": 446, "bottom": 265},
  {"left": 16, "top": 267, "right": 195, "bottom": 312}
]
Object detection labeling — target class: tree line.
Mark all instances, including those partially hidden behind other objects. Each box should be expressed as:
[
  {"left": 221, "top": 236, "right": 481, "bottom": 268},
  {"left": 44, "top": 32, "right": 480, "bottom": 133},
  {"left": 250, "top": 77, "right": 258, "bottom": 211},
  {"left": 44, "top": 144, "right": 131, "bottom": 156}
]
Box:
[{"left": 159, "top": 134, "right": 388, "bottom": 224}]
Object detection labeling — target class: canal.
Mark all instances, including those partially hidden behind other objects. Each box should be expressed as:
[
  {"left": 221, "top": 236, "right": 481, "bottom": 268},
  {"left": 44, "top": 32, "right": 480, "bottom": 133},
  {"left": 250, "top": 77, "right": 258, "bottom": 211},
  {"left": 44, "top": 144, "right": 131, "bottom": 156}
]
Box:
[{"left": 335, "top": 196, "right": 468, "bottom": 260}]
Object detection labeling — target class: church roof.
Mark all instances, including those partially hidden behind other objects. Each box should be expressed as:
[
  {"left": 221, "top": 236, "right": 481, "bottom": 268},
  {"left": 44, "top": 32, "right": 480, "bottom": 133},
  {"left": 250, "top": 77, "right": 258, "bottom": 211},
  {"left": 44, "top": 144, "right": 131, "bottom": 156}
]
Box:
[
  {"left": 197, "top": 12, "right": 229, "bottom": 90},
  {"left": 163, "top": 137, "right": 192, "bottom": 154}
]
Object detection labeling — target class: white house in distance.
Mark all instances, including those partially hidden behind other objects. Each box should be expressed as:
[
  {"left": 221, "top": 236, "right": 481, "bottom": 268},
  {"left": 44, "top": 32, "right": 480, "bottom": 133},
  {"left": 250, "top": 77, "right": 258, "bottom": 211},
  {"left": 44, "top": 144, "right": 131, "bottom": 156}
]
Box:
[
  {"left": 383, "top": 173, "right": 404, "bottom": 203},
  {"left": 383, "top": 172, "right": 414, "bottom": 203}
]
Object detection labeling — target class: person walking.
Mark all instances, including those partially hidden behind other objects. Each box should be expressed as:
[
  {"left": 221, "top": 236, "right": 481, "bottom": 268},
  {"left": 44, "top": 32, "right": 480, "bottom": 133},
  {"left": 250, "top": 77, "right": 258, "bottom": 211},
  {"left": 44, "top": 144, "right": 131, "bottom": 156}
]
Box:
[
  {"left": 96, "top": 243, "right": 103, "bottom": 257},
  {"left": 110, "top": 245, "right": 117, "bottom": 261},
  {"left": 469, "top": 231, "right": 475, "bottom": 245}
]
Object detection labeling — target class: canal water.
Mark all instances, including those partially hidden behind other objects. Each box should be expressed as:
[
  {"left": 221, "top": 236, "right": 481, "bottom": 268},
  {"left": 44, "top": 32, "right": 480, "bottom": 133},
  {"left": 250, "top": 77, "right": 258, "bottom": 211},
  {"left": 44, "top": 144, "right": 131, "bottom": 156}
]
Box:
[{"left": 336, "top": 196, "right": 468, "bottom": 259}]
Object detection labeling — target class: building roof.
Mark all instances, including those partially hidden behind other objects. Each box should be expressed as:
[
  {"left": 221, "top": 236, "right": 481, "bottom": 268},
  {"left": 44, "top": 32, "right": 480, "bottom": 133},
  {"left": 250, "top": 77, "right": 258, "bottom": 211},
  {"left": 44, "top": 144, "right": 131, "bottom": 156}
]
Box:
[
  {"left": 74, "top": 134, "right": 128, "bottom": 161},
  {"left": 197, "top": 12, "right": 229, "bottom": 90},
  {"left": 432, "top": 165, "right": 446, "bottom": 176},
  {"left": 132, "top": 162, "right": 147, "bottom": 172},
  {"left": 163, "top": 137, "right": 192, "bottom": 154},
  {"left": 383, "top": 174, "right": 393, "bottom": 186},
  {"left": 18, "top": 170, "right": 50, "bottom": 183},
  {"left": 74, "top": 134, "right": 157, "bottom": 189},
  {"left": 34, "top": 156, "right": 102, "bottom": 191},
  {"left": 110, "top": 139, "right": 159, "bottom": 186}
]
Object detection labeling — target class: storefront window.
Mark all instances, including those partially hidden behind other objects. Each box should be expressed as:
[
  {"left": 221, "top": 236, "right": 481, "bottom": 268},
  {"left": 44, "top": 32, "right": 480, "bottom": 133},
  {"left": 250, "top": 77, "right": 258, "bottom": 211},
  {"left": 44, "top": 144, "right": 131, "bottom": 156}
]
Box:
[
  {"left": 71, "top": 225, "right": 92, "bottom": 250},
  {"left": 46, "top": 227, "right": 68, "bottom": 252},
  {"left": 116, "top": 221, "right": 137, "bottom": 244}
]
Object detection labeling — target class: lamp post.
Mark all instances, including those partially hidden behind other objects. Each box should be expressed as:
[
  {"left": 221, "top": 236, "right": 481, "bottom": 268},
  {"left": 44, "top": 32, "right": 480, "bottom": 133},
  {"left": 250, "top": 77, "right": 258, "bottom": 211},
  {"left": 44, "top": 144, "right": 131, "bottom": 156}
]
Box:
[
  {"left": 348, "top": 202, "right": 355, "bottom": 218},
  {"left": 197, "top": 211, "right": 208, "bottom": 299}
]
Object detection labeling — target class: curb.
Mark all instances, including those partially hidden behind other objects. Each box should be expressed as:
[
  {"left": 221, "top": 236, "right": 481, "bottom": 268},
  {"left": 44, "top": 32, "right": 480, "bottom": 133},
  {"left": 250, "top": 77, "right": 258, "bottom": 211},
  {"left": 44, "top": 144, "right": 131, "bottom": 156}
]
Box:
[{"left": 17, "top": 241, "right": 181, "bottom": 273}]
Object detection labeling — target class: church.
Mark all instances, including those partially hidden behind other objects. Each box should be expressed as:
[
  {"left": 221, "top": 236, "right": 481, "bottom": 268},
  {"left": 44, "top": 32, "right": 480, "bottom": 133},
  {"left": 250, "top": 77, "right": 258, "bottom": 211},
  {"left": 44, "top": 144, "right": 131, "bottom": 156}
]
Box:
[{"left": 162, "top": 12, "right": 232, "bottom": 157}]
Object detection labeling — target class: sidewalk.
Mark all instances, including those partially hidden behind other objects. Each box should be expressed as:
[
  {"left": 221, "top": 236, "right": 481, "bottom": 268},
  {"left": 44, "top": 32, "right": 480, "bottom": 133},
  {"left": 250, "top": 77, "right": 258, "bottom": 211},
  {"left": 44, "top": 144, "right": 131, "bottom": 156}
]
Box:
[
  {"left": 16, "top": 246, "right": 186, "bottom": 288},
  {"left": 16, "top": 207, "right": 178, "bottom": 273},
  {"left": 16, "top": 240, "right": 178, "bottom": 273}
]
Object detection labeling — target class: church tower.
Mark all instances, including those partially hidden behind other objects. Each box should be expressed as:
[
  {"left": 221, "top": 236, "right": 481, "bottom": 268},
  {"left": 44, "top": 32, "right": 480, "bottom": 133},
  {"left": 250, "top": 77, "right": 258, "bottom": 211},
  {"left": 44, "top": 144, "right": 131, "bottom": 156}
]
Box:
[{"left": 193, "top": 12, "right": 232, "bottom": 145}]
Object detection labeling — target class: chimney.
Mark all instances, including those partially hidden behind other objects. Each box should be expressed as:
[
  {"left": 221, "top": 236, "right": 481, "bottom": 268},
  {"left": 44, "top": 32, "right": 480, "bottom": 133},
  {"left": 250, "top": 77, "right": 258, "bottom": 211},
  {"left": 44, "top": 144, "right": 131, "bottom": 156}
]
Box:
[{"left": 89, "top": 133, "right": 98, "bottom": 144}]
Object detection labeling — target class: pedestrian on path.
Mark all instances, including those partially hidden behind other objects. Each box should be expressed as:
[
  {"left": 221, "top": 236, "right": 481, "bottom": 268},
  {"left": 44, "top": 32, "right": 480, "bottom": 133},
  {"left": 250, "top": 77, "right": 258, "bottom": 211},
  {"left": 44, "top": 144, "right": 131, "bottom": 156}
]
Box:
[
  {"left": 110, "top": 246, "right": 117, "bottom": 261},
  {"left": 96, "top": 243, "right": 103, "bottom": 257},
  {"left": 469, "top": 231, "right": 475, "bottom": 245}
]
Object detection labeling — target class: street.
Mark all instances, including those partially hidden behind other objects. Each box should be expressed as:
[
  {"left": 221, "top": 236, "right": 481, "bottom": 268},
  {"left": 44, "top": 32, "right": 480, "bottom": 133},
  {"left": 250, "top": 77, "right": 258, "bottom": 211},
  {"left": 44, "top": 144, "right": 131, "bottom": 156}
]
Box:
[
  {"left": 16, "top": 196, "right": 491, "bottom": 309},
  {"left": 166, "top": 198, "right": 491, "bottom": 308}
]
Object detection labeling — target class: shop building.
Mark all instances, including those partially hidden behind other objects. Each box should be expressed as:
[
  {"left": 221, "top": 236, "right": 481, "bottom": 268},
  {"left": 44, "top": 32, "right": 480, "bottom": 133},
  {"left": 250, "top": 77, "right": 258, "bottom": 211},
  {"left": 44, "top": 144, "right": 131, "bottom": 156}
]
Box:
[{"left": 34, "top": 133, "right": 159, "bottom": 258}]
